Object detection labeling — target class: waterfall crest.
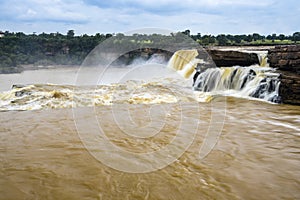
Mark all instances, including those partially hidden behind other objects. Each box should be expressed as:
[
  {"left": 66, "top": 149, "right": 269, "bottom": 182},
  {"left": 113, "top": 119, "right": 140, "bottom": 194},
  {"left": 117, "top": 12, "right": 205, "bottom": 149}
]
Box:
[
  {"left": 193, "top": 66, "right": 281, "bottom": 103},
  {"left": 257, "top": 51, "right": 269, "bottom": 67},
  {"left": 167, "top": 49, "right": 201, "bottom": 79}
]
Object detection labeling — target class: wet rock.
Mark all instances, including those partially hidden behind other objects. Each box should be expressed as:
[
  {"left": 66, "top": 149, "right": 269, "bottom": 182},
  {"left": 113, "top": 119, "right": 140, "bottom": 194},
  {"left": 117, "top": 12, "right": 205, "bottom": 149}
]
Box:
[
  {"left": 15, "top": 90, "right": 32, "bottom": 97},
  {"left": 113, "top": 48, "right": 260, "bottom": 68},
  {"left": 240, "top": 69, "right": 256, "bottom": 89},
  {"left": 278, "top": 71, "right": 300, "bottom": 105},
  {"left": 268, "top": 45, "right": 300, "bottom": 105},
  {"left": 268, "top": 45, "right": 300, "bottom": 74},
  {"left": 12, "top": 84, "right": 27, "bottom": 89}
]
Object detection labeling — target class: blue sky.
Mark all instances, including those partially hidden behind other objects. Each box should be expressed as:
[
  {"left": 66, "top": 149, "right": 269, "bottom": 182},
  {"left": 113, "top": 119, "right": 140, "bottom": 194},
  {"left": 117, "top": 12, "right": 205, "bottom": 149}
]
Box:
[{"left": 0, "top": 0, "right": 299, "bottom": 35}]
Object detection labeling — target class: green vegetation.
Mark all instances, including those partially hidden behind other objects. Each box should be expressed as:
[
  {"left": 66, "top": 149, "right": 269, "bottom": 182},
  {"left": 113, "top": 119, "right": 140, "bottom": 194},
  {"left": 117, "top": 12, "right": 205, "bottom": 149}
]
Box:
[
  {"left": 189, "top": 31, "right": 300, "bottom": 46},
  {"left": 0, "top": 30, "right": 109, "bottom": 68},
  {"left": 0, "top": 30, "right": 299, "bottom": 70}
]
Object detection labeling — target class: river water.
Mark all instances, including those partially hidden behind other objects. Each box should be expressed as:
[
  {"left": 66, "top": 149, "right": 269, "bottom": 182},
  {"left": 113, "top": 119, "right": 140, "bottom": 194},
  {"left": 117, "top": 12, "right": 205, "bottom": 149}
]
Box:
[{"left": 0, "top": 65, "right": 300, "bottom": 199}]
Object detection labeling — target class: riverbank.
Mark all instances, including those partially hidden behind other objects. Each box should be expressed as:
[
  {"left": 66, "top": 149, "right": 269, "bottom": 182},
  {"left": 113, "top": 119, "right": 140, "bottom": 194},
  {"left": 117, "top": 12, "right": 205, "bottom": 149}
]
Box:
[
  {"left": 21, "top": 64, "right": 81, "bottom": 72},
  {"left": 207, "top": 45, "right": 275, "bottom": 52},
  {"left": 267, "top": 45, "right": 300, "bottom": 105},
  {"left": 0, "top": 64, "right": 80, "bottom": 74},
  {"left": 0, "top": 46, "right": 276, "bottom": 75}
]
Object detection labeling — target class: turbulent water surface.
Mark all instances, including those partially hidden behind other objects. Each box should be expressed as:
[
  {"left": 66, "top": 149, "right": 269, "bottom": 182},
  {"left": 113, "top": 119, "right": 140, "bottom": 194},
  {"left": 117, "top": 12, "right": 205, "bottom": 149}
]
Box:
[{"left": 0, "top": 55, "right": 300, "bottom": 199}]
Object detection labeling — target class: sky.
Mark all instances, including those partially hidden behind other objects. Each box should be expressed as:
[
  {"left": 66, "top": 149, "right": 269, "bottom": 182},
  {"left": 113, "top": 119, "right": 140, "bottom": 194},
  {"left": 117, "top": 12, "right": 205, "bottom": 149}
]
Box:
[{"left": 0, "top": 0, "right": 299, "bottom": 36}]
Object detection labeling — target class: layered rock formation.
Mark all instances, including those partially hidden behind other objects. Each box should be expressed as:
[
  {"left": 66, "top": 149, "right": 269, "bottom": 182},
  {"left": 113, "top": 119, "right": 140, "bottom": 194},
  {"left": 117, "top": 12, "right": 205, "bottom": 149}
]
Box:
[
  {"left": 113, "top": 48, "right": 260, "bottom": 68},
  {"left": 268, "top": 45, "right": 300, "bottom": 105},
  {"left": 268, "top": 45, "right": 300, "bottom": 74},
  {"left": 206, "top": 49, "right": 259, "bottom": 67},
  {"left": 278, "top": 72, "right": 300, "bottom": 105}
]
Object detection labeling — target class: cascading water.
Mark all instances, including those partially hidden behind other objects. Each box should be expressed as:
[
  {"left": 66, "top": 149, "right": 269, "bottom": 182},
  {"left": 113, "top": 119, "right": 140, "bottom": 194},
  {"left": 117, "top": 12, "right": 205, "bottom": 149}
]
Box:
[
  {"left": 193, "top": 66, "right": 281, "bottom": 103},
  {"left": 167, "top": 49, "right": 281, "bottom": 103},
  {"left": 256, "top": 51, "right": 269, "bottom": 67},
  {"left": 237, "top": 50, "right": 269, "bottom": 67},
  {"left": 167, "top": 49, "right": 200, "bottom": 78}
]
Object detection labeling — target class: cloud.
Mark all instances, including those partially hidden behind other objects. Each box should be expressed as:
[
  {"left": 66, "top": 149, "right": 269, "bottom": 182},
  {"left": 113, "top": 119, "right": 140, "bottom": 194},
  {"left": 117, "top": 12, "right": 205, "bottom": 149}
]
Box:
[
  {"left": 0, "top": 0, "right": 299, "bottom": 35},
  {"left": 0, "top": 0, "right": 89, "bottom": 23},
  {"left": 82, "top": 0, "right": 274, "bottom": 16},
  {"left": 83, "top": 0, "right": 273, "bottom": 9}
]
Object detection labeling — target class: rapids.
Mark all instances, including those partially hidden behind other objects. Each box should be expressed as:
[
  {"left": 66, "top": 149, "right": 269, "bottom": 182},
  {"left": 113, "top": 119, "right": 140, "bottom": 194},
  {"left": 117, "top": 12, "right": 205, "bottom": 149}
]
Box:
[{"left": 0, "top": 98, "right": 299, "bottom": 199}]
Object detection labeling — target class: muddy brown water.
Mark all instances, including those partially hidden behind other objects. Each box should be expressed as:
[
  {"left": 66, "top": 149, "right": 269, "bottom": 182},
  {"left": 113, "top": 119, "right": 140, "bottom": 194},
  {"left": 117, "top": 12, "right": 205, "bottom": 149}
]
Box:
[
  {"left": 0, "top": 97, "right": 299, "bottom": 200},
  {"left": 0, "top": 67, "right": 300, "bottom": 200}
]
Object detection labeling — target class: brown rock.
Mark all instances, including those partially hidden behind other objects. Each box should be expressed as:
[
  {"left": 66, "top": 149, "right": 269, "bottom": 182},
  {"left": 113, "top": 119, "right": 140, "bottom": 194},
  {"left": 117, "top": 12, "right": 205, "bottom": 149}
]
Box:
[
  {"left": 268, "top": 45, "right": 300, "bottom": 105},
  {"left": 269, "top": 56, "right": 279, "bottom": 65},
  {"left": 206, "top": 50, "right": 259, "bottom": 67},
  {"left": 278, "top": 60, "right": 289, "bottom": 66},
  {"left": 268, "top": 45, "right": 300, "bottom": 74},
  {"left": 289, "top": 45, "right": 300, "bottom": 52},
  {"left": 278, "top": 71, "right": 300, "bottom": 105},
  {"left": 286, "top": 52, "right": 300, "bottom": 59},
  {"left": 289, "top": 59, "right": 300, "bottom": 66}
]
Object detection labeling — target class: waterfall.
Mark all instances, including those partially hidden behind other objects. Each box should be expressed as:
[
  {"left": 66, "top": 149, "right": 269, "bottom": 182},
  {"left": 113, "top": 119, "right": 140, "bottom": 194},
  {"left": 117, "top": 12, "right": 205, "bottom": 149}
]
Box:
[
  {"left": 167, "top": 49, "right": 281, "bottom": 103},
  {"left": 257, "top": 51, "right": 269, "bottom": 67},
  {"left": 193, "top": 66, "right": 281, "bottom": 103},
  {"left": 167, "top": 49, "right": 202, "bottom": 79}
]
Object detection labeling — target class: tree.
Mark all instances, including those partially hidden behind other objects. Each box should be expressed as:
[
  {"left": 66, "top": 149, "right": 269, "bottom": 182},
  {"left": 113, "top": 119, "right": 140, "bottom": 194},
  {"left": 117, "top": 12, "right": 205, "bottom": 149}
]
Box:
[
  {"left": 16, "top": 32, "right": 26, "bottom": 38},
  {"left": 252, "top": 33, "right": 261, "bottom": 41},
  {"left": 208, "top": 36, "right": 216, "bottom": 44},
  {"left": 271, "top": 33, "right": 277, "bottom": 42},
  {"left": 115, "top": 33, "right": 125, "bottom": 39},
  {"left": 182, "top": 29, "right": 191, "bottom": 37},
  {"left": 233, "top": 35, "right": 242, "bottom": 44},
  {"left": 278, "top": 34, "right": 285, "bottom": 41},
  {"left": 244, "top": 34, "right": 252, "bottom": 42},
  {"left": 292, "top": 32, "right": 300, "bottom": 42},
  {"left": 201, "top": 36, "right": 210, "bottom": 46},
  {"left": 67, "top": 30, "right": 75, "bottom": 38},
  {"left": 216, "top": 34, "right": 229, "bottom": 45},
  {"left": 105, "top": 33, "right": 113, "bottom": 38}
]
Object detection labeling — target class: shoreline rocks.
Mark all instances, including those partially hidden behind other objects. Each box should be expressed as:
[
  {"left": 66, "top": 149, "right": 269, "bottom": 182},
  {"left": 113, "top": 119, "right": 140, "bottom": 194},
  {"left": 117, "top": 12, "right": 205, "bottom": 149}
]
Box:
[
  {"left": 268, "top": 45, "right": 300, "bottom": 74},
  {"left": 268, "top": 45, "right": 300, "bottom": 105},
  {"left": 278, "top": 71, "right": 300, "bottom": 105}
]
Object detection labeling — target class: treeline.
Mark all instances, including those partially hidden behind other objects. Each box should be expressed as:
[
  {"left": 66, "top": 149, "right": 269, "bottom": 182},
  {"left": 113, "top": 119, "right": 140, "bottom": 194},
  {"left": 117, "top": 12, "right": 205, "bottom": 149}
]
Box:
[
  {"left": 0, "top": 30, "right": 112, "bottom": 68},
  {"left": 183, "top": 30, "right": 300, "bottom": 46},
  {"left": 0, "top": 30, "right": 299, "bottom": 69}
]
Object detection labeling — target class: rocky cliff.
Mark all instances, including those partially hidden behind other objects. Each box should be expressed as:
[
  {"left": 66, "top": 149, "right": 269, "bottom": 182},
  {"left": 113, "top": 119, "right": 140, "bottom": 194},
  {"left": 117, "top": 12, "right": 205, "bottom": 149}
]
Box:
[
  {"left": 206, "top": 49, "right": 259, "bottom": 67},
  {"left": 268, "top": 45, "right": 300, "bottom": 105},
  {"left": 113, "top": 48, "right": 260, "bottom": 68},
  {"left": 268, "top": 45, "right": 300, "bottom": 74}
]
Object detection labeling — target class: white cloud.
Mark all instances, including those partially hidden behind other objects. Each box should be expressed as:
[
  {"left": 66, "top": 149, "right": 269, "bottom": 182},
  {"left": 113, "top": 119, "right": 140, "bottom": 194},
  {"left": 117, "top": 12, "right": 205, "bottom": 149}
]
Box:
[
  {"left": 24, "top": 9, "right": 37, "bottom": 17},
  {"left": 1, "top": 0, "right": 89, "bottom": 23},
  {"left": 0, "top": 0, "right": 299, "bottom": 35},
  {"left": 84, "top": 0, "right": 273, "bottom": 8}
]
